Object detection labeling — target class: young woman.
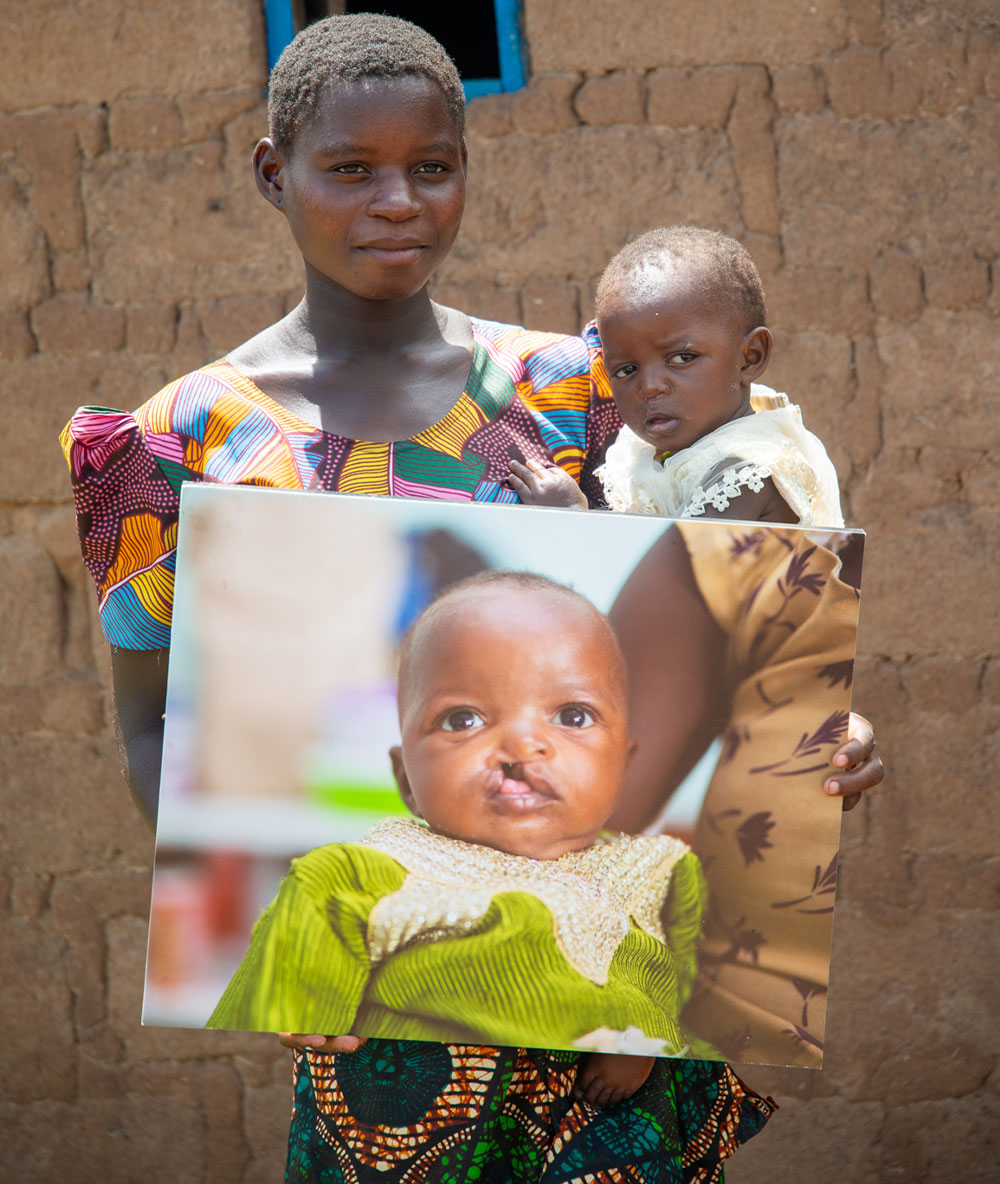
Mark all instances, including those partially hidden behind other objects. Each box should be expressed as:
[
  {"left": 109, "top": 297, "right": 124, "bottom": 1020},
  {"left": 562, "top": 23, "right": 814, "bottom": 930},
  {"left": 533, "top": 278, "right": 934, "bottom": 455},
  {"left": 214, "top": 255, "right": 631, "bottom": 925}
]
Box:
[{"left": 62, "top": 15, "right": 882, "bottom": 1183}]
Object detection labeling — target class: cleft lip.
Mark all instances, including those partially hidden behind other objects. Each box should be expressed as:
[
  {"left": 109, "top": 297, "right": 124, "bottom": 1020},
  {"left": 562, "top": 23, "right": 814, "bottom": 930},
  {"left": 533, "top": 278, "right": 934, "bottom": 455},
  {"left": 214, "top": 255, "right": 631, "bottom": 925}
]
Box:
[{"left": 486, "top": 761, "right": 557, "bottom": 801}]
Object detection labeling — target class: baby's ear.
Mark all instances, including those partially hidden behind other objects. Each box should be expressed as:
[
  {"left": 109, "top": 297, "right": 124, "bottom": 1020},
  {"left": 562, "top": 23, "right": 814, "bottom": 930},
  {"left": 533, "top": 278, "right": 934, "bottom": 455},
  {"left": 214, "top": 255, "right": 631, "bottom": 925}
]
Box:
[
  {"left": 389, "top": 745, "right": 420, "bottom": 816},
  {"left": 740, "top": 326, "right": 772, "bottom": 383}
]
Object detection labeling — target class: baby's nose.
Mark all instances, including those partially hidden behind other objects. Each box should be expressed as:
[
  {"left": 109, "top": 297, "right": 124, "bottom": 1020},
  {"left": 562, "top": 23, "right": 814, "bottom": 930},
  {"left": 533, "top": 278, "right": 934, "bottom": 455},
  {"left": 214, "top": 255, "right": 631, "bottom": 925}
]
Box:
[
  {"left": 499, "top": 719, "right": 550, "bottom": 759},
  {"left": 638, "top": 365, "right": 670, "bottom": 398}
]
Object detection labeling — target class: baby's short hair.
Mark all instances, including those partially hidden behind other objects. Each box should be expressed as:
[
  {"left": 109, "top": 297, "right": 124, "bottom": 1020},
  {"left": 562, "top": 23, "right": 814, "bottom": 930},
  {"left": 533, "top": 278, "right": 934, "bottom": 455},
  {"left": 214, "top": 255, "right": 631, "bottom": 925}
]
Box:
[
  {"left": 596, "top": 226, "right": 767, "bottom": 334},
  {"left": 268, "top": 13, "right": 466, "bottom": 154},
  {"left": 397, "top": 571, "right": 626, "bottom": 711}
]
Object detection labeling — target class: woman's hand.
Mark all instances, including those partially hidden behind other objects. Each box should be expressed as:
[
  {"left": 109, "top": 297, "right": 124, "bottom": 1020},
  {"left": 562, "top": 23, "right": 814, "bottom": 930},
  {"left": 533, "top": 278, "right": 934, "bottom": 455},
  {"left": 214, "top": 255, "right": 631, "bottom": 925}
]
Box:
[
  {"left": 508, "top": 458, "right": 589, "bottom": 509},
  {"left": 825, "top": 711, "right": 883, "bottom": 811},
  {"left": 278, "top": 1033, "right": 368, "bottom": 1053}
]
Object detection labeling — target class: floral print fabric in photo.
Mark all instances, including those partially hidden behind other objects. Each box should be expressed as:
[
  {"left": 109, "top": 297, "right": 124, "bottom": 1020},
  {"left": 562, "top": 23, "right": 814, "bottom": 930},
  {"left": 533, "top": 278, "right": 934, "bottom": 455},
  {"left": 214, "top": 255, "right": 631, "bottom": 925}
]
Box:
[{"left": 678, "top": 523, "right": 861, "bottom": 1067}]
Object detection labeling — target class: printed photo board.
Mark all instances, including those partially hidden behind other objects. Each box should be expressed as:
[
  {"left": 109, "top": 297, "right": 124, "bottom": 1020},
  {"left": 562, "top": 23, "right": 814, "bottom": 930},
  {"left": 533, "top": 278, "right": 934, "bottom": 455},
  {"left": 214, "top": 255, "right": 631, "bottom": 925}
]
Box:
[{"left": 145, "top": 484, "right": 864, "bottom": 1068}]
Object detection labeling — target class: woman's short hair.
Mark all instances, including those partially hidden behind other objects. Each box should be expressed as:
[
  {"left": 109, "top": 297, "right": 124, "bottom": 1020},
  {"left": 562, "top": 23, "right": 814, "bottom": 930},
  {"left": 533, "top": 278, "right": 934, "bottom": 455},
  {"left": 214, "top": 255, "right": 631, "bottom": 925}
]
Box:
[
  {"left": 268, "top": 13, "right": 466, "bottom": 153},
  {"left": 596, "top": 226, "right": 767, "bottom": 333}
]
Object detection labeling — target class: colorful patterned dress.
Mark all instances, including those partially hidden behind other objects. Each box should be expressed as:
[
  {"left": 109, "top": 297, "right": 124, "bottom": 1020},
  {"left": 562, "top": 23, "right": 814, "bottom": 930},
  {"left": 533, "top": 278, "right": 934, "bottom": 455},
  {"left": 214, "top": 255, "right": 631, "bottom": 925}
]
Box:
[{"left": 61, "top": 318, "right": 773, "bottom": 1184}]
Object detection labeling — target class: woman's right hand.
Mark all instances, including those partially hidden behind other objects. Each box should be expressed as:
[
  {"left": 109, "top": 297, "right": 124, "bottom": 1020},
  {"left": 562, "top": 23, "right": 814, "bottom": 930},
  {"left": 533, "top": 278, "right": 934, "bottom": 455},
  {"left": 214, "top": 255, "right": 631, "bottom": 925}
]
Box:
[{"left": 278, "top": 1033, "right": 368, "bottom": 1053}]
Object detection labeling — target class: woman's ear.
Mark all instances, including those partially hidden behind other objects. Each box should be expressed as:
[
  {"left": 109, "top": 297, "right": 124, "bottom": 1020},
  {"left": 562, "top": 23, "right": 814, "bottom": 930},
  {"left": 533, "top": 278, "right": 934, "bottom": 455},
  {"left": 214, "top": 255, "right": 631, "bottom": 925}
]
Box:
[
  {"left": 740, "top": 326, "right": 772, "bottom": 384},
  {"left": 460, "top": 137, "right": 469, "bottom": 176},
  {"left": 389, "top": 745, "right": 420, "bottom": 816},
  {"left": 253, "top": 138, "right": 286, "bottom": 211}
]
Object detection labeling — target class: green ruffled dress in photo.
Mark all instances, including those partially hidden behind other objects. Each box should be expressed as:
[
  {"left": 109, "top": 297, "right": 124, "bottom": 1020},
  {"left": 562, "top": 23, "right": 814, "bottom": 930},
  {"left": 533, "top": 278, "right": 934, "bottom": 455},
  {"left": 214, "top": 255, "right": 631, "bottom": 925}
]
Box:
[{"left": 208, "top": 818, "right": 714, "bottom": 1057}]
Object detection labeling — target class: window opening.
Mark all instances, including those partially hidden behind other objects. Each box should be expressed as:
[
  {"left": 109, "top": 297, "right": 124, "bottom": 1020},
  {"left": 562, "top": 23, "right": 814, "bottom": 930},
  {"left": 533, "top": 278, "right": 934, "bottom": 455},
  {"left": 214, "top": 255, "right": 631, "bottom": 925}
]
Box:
[{"left": 264, "top": 0, "right": 527, "bottom": 98}]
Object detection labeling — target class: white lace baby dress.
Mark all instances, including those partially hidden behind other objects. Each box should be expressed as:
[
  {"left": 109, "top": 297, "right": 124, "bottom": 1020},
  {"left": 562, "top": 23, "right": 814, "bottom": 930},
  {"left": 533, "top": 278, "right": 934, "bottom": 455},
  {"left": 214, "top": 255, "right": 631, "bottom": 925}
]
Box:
[{"left": 596, "top": 385, "right": 845, "bottom": 527}]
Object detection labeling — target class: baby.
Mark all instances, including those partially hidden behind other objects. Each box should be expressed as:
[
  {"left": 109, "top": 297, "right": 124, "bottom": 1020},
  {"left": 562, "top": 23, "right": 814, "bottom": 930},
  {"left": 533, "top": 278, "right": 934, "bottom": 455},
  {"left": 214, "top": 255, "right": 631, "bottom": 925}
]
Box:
[
  {"left": 510, "top": 225, "right": 844, "bottom": 527},
  {"left": 208, "top": 571, "right": 713, "bottom": 1107}
]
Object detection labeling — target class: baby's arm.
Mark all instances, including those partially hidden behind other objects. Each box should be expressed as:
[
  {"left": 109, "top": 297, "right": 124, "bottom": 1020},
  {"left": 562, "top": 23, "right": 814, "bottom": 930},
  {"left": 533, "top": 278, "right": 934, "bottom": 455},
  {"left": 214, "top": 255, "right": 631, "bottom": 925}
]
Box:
[
  {"left": 685, "top": 457, "right": 797, "bottom": 523},
  {"left": 575, "top": 1053, "right": 655, "bottom": 1108},
  {"left": 207, "top": 859, "right": 370, "bottom": 1035},
  {"left": 508, "top": 458, "right": 589, "bottom": 509}
]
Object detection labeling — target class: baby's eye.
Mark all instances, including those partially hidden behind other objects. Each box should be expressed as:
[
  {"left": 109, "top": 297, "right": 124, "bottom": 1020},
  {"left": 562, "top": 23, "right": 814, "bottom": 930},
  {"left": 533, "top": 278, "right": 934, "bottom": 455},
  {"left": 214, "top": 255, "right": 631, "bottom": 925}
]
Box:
[
  {"left": 667, "top": 351, "right": 697, "bottom": 364},
  {"left": 610, "top": 363, "right": 637, "bottom": 381},
  {"left": 439, "top": 708, "right": 485, "bottom": 733},
  {"left": 554, "top": 705, "right": 596, "bottom": 729}
]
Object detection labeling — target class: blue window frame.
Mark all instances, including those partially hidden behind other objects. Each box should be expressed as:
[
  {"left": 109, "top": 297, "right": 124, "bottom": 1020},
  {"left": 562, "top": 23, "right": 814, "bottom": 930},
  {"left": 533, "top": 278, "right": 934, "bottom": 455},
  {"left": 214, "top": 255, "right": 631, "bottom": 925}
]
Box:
[{"left": 264, "top": 1, "right": 527, "bottom": 99}]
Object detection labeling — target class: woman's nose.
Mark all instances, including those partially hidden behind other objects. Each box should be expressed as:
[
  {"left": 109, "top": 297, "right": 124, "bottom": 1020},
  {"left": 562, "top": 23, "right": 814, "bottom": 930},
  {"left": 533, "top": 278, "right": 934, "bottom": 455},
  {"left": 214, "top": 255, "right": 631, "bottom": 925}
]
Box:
[{"left": 367, "top": 171, "right": 422, "bottom": 220}]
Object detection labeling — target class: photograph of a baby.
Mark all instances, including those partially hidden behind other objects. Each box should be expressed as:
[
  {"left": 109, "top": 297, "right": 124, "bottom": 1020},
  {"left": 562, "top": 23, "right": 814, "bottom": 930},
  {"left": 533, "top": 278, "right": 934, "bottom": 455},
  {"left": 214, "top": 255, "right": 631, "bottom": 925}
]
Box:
[
  {"left": 146, "top": 488, "right": 863, "bottom": 1079},
  {"left": 208, "top": 571, "right": 716, "bottom": 1105}
]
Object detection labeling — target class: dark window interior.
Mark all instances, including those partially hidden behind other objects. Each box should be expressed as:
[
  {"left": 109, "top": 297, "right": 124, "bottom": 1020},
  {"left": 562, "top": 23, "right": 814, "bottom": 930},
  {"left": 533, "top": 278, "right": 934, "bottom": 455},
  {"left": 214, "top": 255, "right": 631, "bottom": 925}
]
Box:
[{"left": 299, "top": 1, "right": 502, "bottom": 81}]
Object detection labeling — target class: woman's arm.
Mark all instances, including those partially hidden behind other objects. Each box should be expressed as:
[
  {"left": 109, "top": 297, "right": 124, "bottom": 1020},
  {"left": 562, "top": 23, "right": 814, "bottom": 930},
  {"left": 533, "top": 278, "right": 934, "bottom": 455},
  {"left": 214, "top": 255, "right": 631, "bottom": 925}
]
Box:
[
  {"left": 110, "top": 647, "right": 170, "bottom": 828},
  {"left": 608, "top": 526, "right": 883, "bottom": 832},
  {"left": 608, "top": 526, "right": 730, "bottom": 834}
]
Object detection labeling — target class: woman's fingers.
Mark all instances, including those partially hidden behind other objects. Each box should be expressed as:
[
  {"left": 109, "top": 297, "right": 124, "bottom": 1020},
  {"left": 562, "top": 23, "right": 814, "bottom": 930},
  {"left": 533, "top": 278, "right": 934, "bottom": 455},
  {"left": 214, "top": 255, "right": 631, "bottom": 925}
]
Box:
[
  {"left": 837, "top": 712, "right": 874, "bottom": 764},
  {"left": 277, "top": 1033, "right": 367, "bottom": 1052},
  {"left": 824, "top": 712, "right": 883, "bottom": 809}
]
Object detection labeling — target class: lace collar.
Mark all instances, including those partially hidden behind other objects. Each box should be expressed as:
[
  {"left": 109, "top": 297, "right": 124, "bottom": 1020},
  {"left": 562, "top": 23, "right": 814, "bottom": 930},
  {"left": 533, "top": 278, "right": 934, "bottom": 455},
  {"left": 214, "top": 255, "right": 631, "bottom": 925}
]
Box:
[{"left": 360, "top": 817, "right": 690, "bottom": 984}]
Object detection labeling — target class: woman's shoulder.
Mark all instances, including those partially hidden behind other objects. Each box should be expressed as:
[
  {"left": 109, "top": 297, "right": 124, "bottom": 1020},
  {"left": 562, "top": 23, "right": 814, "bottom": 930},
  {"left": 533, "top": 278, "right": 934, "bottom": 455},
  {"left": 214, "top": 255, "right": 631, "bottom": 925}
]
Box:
[
  {"left": 61, "top": 361, "right": 248, "bottom": 457},
  {"left": 133, "top": 359, "right": 264, "bottom": 437},
  {"left": 470, "top": 316, "right": 590, "bottom": 375}
]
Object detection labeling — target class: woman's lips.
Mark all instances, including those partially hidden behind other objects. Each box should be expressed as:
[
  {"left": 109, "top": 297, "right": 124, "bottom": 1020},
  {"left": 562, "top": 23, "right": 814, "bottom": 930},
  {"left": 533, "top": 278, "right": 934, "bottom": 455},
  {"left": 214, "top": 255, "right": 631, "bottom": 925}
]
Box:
[{"left": 357, "top": 242, "right": 427, "bottom": 264}]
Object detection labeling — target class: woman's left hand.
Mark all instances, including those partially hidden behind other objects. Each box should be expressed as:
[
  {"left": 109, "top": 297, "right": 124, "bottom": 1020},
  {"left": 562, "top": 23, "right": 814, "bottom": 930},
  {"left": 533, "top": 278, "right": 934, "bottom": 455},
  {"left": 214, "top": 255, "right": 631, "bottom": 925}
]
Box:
[{"left": 825, "top": 712, "right": 883, "bottom": 811}]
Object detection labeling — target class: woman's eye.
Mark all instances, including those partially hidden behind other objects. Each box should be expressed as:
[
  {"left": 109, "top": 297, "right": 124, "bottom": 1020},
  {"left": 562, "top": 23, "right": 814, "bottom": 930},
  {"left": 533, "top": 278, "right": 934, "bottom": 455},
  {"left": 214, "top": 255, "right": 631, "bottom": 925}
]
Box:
[
  {"left": 610, "top": 363, "right": 636, "bottom": 380},
  {"left": 440, "top": 709, "right": 484, "bottom": 733},
  {"left": 554, "top": 705, "right": 595, "bottom": 729},
  {"left": 415, "top": 161, "right": 448, "bottom": 174},
  {"left": 331, "top": 163, "right": 367, "bottom": 175}
]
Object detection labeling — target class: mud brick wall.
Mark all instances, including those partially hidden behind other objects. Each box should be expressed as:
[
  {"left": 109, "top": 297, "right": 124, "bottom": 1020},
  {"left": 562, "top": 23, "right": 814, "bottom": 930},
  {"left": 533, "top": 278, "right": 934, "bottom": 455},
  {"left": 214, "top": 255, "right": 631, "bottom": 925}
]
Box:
[{"left": 2, "top": 2, "right": 997, "bottom": 1180}]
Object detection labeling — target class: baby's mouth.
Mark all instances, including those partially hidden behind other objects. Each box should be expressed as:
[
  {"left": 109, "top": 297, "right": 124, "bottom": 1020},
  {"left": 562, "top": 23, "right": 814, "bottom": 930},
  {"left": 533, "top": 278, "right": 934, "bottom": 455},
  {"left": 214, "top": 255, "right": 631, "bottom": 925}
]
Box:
[
  {"left": 643, "top": 411, "right": 679, "bottom": 439},
  {"left": 487, "top": 762, "right": 556, "bottom": 812}
]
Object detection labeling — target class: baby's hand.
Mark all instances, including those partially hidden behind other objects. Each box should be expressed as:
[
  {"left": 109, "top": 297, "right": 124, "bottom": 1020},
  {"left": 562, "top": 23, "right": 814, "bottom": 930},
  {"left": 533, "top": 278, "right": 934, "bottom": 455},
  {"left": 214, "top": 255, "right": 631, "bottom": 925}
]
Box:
[
  {"left": 278, "top": 1033, "right": 368, "bottom": 1054},
  {"left": 574, "top": 1053, "right": 655, "bottom": 1108},
  {"left": 508, "top": 458, "right": 589, "bottom": 509}
]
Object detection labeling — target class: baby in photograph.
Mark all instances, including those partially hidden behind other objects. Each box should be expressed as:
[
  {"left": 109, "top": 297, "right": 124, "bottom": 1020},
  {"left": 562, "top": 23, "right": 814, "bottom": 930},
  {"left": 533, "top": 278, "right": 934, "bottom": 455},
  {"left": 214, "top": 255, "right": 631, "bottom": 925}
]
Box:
[
  {"left": 510, "top": 225, "right": 845, "bottom": 527},
  {"left": 208, "top": 571, "right": 715, "bottom": 1106}
]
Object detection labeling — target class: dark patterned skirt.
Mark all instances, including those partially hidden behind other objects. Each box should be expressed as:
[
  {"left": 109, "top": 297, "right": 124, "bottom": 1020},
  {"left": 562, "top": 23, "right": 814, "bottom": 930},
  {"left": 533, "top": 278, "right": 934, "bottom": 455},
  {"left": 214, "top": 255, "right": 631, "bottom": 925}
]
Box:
[{"left": 285, "top": 1042, "right": 774, "bottom": 1184}]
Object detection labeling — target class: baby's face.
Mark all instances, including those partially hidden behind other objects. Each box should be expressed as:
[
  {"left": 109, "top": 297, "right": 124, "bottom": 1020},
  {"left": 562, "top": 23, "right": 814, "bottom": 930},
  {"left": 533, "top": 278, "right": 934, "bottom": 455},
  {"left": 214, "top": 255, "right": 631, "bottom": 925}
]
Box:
[
  {"left": 392, "top": 587, "right": 633, "bottom": 861},
  {"left": 598, "top": 261, "right": 760, "bottom": 455}
]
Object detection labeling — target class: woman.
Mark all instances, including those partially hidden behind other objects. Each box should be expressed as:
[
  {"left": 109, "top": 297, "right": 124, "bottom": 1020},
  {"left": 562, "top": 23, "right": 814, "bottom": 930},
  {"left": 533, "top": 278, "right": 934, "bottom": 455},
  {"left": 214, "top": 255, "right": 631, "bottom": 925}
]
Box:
[
  {"left": 610, "top": 523, "right": 865, "bottom": 1068},
  {"left": 62, "top": 15, "right": 881, "bottom": 1184}
]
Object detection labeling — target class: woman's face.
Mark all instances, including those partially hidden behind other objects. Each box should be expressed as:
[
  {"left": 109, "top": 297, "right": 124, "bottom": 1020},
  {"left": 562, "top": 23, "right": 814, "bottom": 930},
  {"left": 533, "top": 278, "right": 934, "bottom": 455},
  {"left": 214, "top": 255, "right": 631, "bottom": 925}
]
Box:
[{"left": 258, "top": 75, "right": 467, "bottom": 301}]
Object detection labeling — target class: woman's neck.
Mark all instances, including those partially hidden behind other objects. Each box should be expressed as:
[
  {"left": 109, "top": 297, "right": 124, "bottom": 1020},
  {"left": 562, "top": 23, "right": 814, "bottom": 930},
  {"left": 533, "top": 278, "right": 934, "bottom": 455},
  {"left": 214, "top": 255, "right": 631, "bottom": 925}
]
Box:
[
  {"left": 290, "top": 264, "right": 446, "bottom": 360},
  {"left": 227, "top": 265, "right": 474, "bottom": 441}
]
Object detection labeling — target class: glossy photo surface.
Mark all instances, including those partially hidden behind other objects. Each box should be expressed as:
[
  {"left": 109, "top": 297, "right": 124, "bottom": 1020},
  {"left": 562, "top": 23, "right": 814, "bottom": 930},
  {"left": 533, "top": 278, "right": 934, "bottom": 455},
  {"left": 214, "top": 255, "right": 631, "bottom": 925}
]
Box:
[{"left": 145, "top": 486, "right": 863, "bottom": 1068}]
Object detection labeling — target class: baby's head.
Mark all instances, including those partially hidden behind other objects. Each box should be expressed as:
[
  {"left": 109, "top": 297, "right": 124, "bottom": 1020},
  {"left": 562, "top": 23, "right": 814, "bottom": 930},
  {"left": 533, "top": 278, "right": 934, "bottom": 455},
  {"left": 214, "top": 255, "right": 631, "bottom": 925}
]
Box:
[
  {"left": 595, "top": 226, "right": 772, "bottom": 456},
  {"left": 391, "top": 572, "right": 634, "bottom": 861}
]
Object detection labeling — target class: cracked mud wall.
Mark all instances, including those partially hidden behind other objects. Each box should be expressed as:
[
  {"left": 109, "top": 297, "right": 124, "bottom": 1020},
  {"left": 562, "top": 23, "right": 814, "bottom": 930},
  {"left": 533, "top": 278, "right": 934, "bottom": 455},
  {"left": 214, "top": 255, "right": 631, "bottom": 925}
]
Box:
[{"left": 1, "top": 1, "right": 998, "bottom": 1180}]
